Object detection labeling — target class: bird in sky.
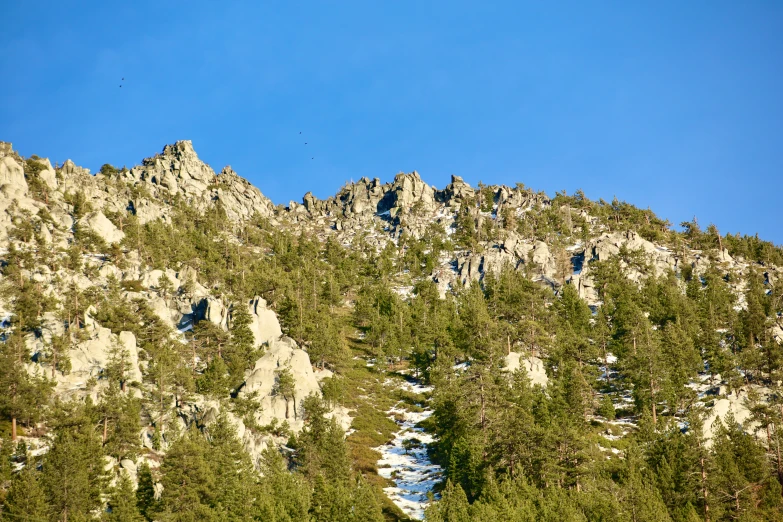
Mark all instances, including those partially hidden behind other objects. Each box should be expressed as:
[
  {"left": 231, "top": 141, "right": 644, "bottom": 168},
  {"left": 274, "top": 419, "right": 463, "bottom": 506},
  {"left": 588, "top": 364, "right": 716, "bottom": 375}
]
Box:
[
  {"left": 121, "top": 77, "right": 124, "bottom": 80},
  {"left": 119, "top": 85, "right": 122, "bottom": 88},
  {"left": 305, "top": 142, "right": 308, "bottom": 145}
]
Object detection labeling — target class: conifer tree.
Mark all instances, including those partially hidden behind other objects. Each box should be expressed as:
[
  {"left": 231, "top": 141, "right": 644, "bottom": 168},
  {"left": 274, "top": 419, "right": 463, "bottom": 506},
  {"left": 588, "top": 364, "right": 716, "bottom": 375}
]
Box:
[
  {"left": 107, "top": 471, "right": 144, "bottom": 522},
  {"left": 205, "top": 414, "right": 257, "bottom": 518},
  {"left": 135, "top": 462, "right": 157, "bottom": 521},
  {"left": 622, "top": 446, "right": 673, "bottom": 522},
  {"left": 157, "top": 427, "right": 216, "bottom": 520},
  {"left": 0, "top": 332, "right": 51, "bottom": 441},
  {"left": 274, "top": 367, "right": 296, "bottom": 419},
  {"left": 425, "top": 480, "right": 471, "bottom": 522},
  {"left": 709, "top": 413, "right": 782, "bottom": 520},
  {"left": 257, "top": 447, "right": 311, "bottom": 522},
  {"left": 43, "top": 402, "right": 106, "bottom": 522},
  {"left": 2, "top": 462, "right": 50, "bottom": 521},
  {"left": 349, "top": 475, "right": 384, "bottom": 522},
  {"left": 0, "top": 435, "right": 12, "bottom": 490},
  {"left": 225, "top": 300, "right": 258, "bottom": 388}
]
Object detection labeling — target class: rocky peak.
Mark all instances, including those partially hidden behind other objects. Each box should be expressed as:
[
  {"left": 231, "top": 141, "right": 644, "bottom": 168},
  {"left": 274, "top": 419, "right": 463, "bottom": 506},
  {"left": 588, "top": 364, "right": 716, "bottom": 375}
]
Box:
[
  {"left": 0, "top": 141, "right": 15, "bottom": 158},
  {"left": 440, "top": 174, "right": 475, "bottom": 203},
  {"left": 61, "top": 158, "right": 91, "bottom": 177},
  {"left": 162, "top": 139, "right": 198, "bottom": 160},
  {"left": 384, "top": 171, "right": 437, "bottom": 215},
  {"left": 219, "top": 165, "right": 237, "bottom": 178},
  {"left": 136, "top": 139, "right": 216, "bottom": 188}
]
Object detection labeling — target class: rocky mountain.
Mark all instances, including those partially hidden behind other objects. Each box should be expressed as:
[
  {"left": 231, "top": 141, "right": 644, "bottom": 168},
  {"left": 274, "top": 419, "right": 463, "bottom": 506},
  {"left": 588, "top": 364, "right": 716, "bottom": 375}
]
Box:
[{"left": 1, "top": 139, "right": 782, "bottom": 521}]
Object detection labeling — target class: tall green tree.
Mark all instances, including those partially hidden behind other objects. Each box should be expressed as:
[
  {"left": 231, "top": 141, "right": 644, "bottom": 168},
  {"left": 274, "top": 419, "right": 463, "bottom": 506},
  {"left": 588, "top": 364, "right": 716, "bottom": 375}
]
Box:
[
  {"left": 106, "top": 471, "right": 144, "bottom": 522},
  {"left": 2, "top": 462, "right": 50, "bottom": 521},
  {"left": 43, "top": 402, "right": 107, "bottom": 522}
]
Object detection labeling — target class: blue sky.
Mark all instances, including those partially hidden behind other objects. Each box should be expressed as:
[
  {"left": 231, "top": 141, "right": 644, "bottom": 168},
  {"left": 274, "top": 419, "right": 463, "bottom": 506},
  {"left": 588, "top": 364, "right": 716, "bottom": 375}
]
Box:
[{"left": 2, "top": 2, "right": 782, "bottom": 244}]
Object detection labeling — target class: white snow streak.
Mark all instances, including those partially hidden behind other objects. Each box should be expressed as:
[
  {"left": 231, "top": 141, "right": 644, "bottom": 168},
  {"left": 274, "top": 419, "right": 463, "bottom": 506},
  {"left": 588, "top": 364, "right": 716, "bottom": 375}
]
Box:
[{"left": 376, "top": 380, "right": 442, "bottom": 520}]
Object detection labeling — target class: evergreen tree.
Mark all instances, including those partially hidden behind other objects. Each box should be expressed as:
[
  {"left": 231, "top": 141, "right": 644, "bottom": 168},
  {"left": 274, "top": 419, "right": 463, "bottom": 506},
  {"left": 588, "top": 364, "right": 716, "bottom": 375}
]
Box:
[
  {"left": 349, "top": 476, "right": 384, "bottom": 522},
  {"left": 709, "top": 413, "right": 782, "bottom": 520},
  {"left": 205, "top": 414, "right": 256, "bottom": 519},
  {"left": 106, "top": 471, "right": 144, "bottom": 522},
  {"left": 2, "top": 463, "right": 50, "bottom": 521},
  {"left": 43, "top": 402, "right": 107, "bottom": 522},
  {"left": 156, "top": 427, "right": 216, "bottom": 520},
  {"left": 622, "top": 446, "right": 673, "bottom": 522},
  {"left": 274, "top": 367, "right": 296, "bottom": 419},
  {"left": 257, "top": 447, "right": 311, "bottom": 522},
  {"left": 0, "top": 332, "right": 51, "bottom": 441},
  {"left": 225, "top": 300, "right": 258, "bottom": 389},
  {"left": 425, "top": 480, "right": 471, "bottom": 522},
  {"left": 135, "top": 462, "right": 157, "bottom": 521}
]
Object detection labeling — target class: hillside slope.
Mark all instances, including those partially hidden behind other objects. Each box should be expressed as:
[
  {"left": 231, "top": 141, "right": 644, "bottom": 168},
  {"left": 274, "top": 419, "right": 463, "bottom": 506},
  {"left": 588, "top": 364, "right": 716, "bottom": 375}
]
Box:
[{"left": 0, "top": 140, "right": 782, "bottom": 521}]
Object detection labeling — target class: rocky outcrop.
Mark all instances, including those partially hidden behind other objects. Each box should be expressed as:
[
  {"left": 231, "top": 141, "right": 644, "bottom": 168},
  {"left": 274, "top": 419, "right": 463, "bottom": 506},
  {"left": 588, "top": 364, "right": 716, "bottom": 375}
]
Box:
[
  {"left": 55, "top": 324, "right": 143, "bottom": 401},
  {"left": 0, "top": 155, "right": 28, "bottom": 198},
  {"left": 585, "top": 230, "right": 678, "bottom": 276},
  {"left": 80, "top": 211, "right": 125, "bottom": 244},
  {"left": 701, "top": 386, "right": 772, "bottom": 444},
  {"left": 386, "top": 172, "right": 437, "bottom": 216},
  {"left": 247, "top": 297, "right": 282, "bottom": 346},
  {"left": 503, "top": 352, "right": 548, "bottom": 387},
  {"left": 124, "top": 141, "right": 275, "bottom": 222},
  {"left": 439, "top": 175, "right": 474, "bottom": 203},
  {"left": 240, "top": 336, "right": 324, "bottom": 432}
]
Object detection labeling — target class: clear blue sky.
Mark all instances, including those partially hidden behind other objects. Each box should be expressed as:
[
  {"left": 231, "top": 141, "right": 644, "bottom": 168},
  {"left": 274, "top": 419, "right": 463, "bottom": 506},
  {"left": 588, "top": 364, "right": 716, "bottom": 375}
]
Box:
[{"left": 2, "top": 2, "right": 782, "bottom": 244}]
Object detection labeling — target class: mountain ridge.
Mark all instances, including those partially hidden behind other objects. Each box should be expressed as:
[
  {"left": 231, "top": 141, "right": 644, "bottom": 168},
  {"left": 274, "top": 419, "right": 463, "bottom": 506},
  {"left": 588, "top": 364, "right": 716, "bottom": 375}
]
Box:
[{"left": 1, "top": 137, "right": 783, "bottom": 521}]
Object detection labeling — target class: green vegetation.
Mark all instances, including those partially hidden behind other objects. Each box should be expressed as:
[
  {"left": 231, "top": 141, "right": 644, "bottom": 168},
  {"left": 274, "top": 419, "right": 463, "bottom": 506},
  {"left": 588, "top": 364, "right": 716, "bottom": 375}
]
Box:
[{"left": 1, "top": 154, "right": 783, "bottom": 522}]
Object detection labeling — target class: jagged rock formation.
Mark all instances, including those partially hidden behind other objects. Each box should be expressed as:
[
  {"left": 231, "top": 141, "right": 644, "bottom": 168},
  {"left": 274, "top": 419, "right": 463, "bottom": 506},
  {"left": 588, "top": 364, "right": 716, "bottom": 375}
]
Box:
[
  {"left": 0, "top": 140, "right": 344, "bottom": 466},
  {"left": 1, "top": 136, "right": 780, "bottom": 486}
]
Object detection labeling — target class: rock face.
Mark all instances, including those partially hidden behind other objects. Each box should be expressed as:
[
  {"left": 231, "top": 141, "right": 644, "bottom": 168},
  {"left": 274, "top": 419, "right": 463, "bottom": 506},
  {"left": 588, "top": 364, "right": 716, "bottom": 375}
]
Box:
[
  {"left": 0, "top": 140, "right": 276, "bottom": 243},
  {"left": 81, "top": 211, "right": 125, "bottom": 244},
  {"left": 247, "top": 297, "right": 282, "bottom": 346},
  {"left": 241, "top": 336, "right": 324, "bottom": 432},
  {"left": 4, "top": 136, "right": 781, "bottom": 478},
  {"left": 0, "top": 155, "right": 28, "bottom": 197},
  {"left": 586, "top": 231, "right": 678, "bottom": 276},
  {"left": 503, "top": 352, "right": 548, "bottom": 388},
  {"left": 122, "top": 140, "right": 275, "bottom": 222},
  {"left": 56, "top": 324, "right": 144, "bottom": 401}
]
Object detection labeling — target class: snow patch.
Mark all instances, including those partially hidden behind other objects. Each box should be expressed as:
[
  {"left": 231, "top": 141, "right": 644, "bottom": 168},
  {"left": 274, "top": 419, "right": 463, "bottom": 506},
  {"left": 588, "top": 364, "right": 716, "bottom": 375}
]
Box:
[{"left": 376, "top": 379, "right": 441, "bottom": 520}]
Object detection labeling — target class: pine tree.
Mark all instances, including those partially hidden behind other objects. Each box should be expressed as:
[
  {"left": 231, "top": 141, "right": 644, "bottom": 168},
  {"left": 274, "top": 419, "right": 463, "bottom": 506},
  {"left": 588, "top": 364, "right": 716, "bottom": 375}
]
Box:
[
  {"left": 2, "top": 463, "right": 50, "bottom": 521},
  {"left": 709, "top": 413, "right": 782, "bottom": 520},
  {"left": 425, "top": 480, "right": 471, "bottom": 522},
  {"left": 274, "top": 367, "right": 296, "bottom": 419},
  {"left": 310, "top": 474, "right": 352, "bottom": 522},
  {"left": 135, "top": 461, "right": 157, "bottom": 521},
  {"left": 622, "top": 445, "right": 673, "bottom": 522},
  {"left": 107, "top": 471, "right": 144, "bottom": 522},
  {"left": 0, "top": 435, "right": 12, "bottom": 490},
  {"left": 349, "top": 475, "right": 384, "bottom": 522},
  {"left": 43, "top": 402, "right": 106, "bottom": 522},
  {"left": 225, "top": 300, "right": 258, "bottom": 389},
  {"left": 257, "top": 447, "right": 311, "bottom": 522},
  {"left": 0, "top": 332, "right": 51, "bottom": 441},
  {"left": 99, "top": 384, "right": 142, "bottom": 462},
  {"left": 196, "top": 357, "right": 231, "bottom": 398},
  {"left": 205, "top": 413, "right": 256, "bottom": 519},
  {"left": 157, "top": 427, "right": 216, "bottom": 520}
]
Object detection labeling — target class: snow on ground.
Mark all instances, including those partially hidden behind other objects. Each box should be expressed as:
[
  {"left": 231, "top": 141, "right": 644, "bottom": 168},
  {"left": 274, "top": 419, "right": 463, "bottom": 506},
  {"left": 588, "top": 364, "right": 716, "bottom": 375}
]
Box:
[
  {"left": 452, "top": 362, "right": 470, "bottom": 372},
  {"left": 393, "top": 286, "right": 415, "bottom": 299},
  {"left": 178, "top": 321, "right": 194, "bottom": 333},
  {"left": 376, "top": 380, "right": 442, "bottom": 520}
]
